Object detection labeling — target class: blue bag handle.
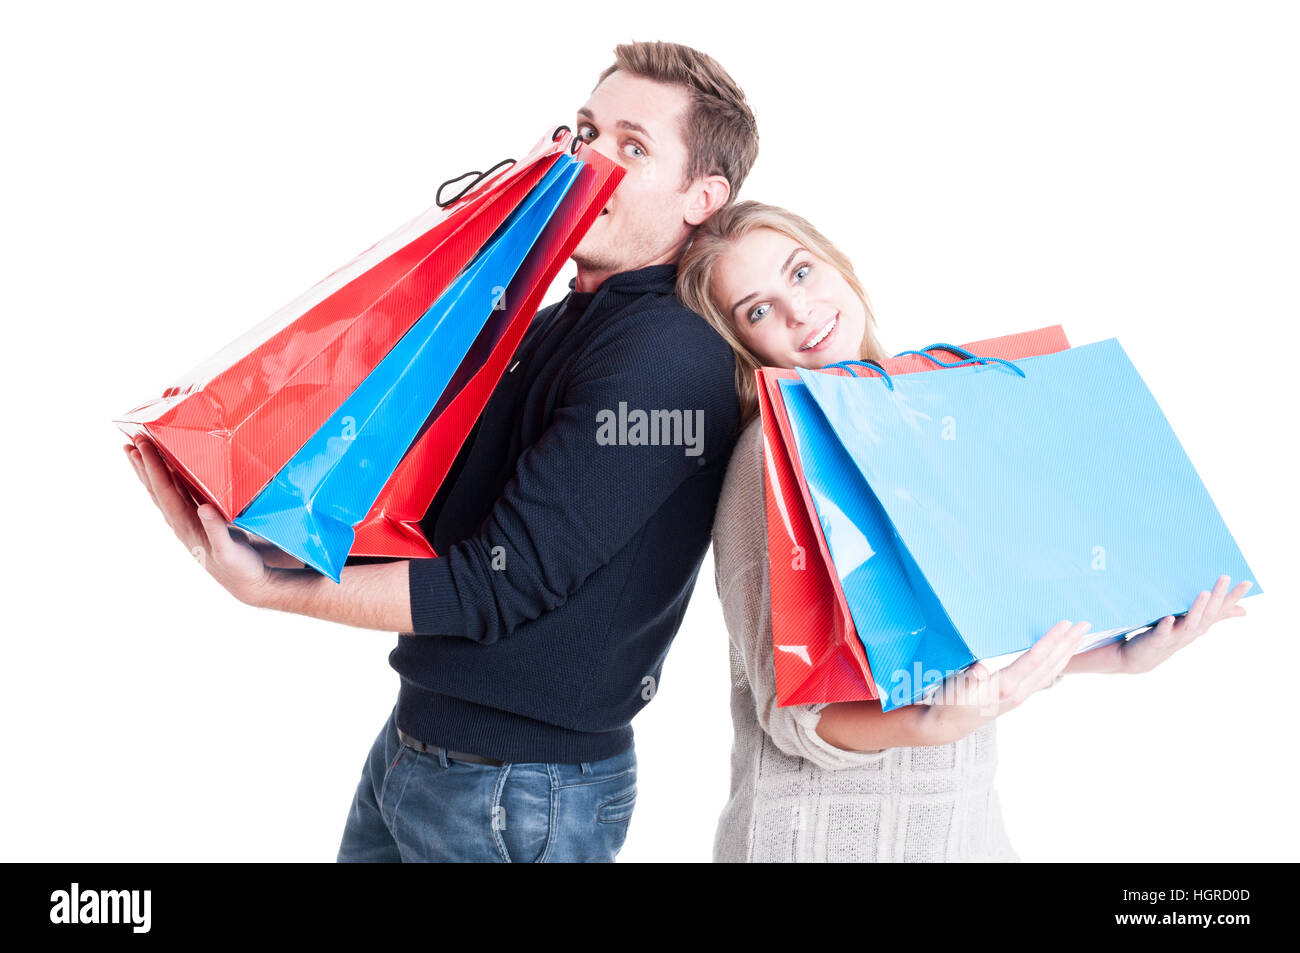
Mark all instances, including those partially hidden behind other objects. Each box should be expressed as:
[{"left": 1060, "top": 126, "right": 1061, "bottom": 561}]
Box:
[
  {"left": 892, "top": 343, "right": 1027, "bottom": 379},
  {"left": 822, "top": 359, "right": 895, "bottom": 391},
  {"left": 910, "top": 343, "right": 979, "bottom": 361}
]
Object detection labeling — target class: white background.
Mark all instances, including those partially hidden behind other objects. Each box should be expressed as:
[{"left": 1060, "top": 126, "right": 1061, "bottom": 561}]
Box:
[{"left": 2, "top": 0, "right": 1296, "bottom": 862}]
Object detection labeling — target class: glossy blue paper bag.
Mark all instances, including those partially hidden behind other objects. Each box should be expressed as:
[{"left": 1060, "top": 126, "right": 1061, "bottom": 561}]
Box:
[
  {"left": 790, "top": 339, "right": 1260, "bottom": 709},
  {"left": 777, "top": 375, "right": 976, "bottom": 710},
  {"left": 233, "top": 154, "right": 583, "bottom": 579}
]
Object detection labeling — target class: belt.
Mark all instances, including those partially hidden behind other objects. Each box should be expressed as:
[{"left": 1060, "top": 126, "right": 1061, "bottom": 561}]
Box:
[{"left": 396, "top": 727, "right": 506, "bottom": 767}]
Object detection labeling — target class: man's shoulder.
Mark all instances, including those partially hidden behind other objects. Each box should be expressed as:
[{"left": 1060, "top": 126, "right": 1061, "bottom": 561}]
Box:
[{"left": 597, "top": 289, "right": 735, "bottom": 365}]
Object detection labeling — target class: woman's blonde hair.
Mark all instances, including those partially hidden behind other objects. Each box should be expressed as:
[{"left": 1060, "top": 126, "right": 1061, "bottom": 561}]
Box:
[{"left": 677, "top": 201, "right": 888, "bottom": 427}]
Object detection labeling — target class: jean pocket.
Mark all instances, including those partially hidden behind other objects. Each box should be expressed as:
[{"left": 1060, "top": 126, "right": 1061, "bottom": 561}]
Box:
[
  {"left": 494, "top": 764, "right": 553, "bottom": 864},
  {"left": 596, "top": 783, "right": 637, "bottom": 825},
  {"left": 377, "top": 743, "right": 409, "bottom": 820}
]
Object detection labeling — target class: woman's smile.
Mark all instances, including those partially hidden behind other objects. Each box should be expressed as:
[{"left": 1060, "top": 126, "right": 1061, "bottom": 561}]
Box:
[{"left": 798, "top": 312, "right": 839, "bottom": 352}]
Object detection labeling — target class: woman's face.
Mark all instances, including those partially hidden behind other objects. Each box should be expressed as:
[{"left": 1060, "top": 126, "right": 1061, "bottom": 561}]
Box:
[{"left": 710, "top": 227, "right": 868, "bottom": 370}]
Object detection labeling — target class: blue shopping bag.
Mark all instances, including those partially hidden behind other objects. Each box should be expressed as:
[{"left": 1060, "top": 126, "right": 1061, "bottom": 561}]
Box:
[
  {"left": 233, "top": 153, "right": 583, "bottom": 580},
  {"left": 789, "top": 339, "right": 1260, "bottom": 709},
  {"left": 777, "top": 375, "right": 976, "bottom": 709}
]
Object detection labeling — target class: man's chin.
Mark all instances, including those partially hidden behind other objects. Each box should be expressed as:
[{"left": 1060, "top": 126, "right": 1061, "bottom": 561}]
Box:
[
  {"left": 571, "top": 237, "right": 618, "bottom": 276},
  {"left": 572, "top": 221, "right": 603, "bottom": 259}
]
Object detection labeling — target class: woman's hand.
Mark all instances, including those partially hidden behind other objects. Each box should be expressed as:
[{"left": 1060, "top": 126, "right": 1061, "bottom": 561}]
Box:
[
  {"left": 920, "top": 620, "right": 1095, "bottom": 743},
  {"left": 1113, "top": 575, "right": 1251, "bottom": 675}
]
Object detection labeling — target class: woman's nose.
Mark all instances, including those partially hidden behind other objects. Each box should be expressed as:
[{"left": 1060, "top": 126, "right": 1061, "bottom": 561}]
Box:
[{"left": 788, "top": 291, "right": 813, "bottom": 325}]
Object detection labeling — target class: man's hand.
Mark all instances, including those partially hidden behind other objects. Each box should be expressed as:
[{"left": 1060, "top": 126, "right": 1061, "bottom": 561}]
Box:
[
  {"left": 123, "top": 437, "right": 275, "bottom": 606},
  {"left": 1114, "top": 575, "right": 1251, "bottom": 675}
]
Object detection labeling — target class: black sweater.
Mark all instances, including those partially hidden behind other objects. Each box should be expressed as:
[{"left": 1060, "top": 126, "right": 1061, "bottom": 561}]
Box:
[{"left": 393, "top": 263, "right": 742, "bottom": 762}]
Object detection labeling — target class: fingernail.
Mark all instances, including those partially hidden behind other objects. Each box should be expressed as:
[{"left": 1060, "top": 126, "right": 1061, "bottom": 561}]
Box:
[{"left": 1243, "top": 581, "right": 1253, "bottom": 591}]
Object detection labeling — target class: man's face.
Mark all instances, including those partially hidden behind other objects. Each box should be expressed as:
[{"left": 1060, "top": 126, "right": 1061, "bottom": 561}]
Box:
[{"left": 570, "top": 70, "right": 702, "bottom": 280}]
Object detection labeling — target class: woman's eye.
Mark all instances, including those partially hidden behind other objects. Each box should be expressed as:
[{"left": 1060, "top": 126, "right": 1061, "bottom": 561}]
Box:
[
  {"left": 793, "top": 263, "right": 812, "bottom": 282},
  {"left": 623, "top": 142, "right": 646, "bottom": 160},
  {"left": 748, "top": 303, "right": 771, "bottom": 324}
]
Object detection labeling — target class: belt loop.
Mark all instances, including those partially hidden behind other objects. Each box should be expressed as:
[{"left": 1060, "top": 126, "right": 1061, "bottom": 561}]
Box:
[
  {"left": 580, "top": 761, "right": 592, "bottom": 775},
  {"left": 437, "top": 747, "right": 449, "bottom": 769}
]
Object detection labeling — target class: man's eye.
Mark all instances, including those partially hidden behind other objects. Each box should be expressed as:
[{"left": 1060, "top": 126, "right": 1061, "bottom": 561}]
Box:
[
  {"left": 748, "top": 303, "right": 771, "bottom": 324},
  {"left": 578, "top": 124, "right": 597, "bottom": 141},
  {"left": 793, "top": 263, "right": 812, "bottom": 282},
  {"left": 623, "top": 142, "right": 646, "bottom": 159}
]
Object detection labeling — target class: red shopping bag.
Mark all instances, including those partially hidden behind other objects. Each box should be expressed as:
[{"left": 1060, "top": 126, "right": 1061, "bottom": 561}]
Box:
[
  {"left": 115, "top": 131, "right": 573, "bottom": 521},
  {"left": 350, "top": 139, "right": 624, "bottom": 558},
  {"left": 764, "top": 326, "right": 1072, "bottom": 706}
]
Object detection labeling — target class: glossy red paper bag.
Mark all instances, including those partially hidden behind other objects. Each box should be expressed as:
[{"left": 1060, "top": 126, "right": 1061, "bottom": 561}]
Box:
[
  {"left": 763, "top": 326, "right": 1072, "bottom": 706},
  {"left": 350, "top": 138, "right": 624, "bottom": 558},
  {"left": 115, "top": 132, "right": 571, "bottom": 521}
]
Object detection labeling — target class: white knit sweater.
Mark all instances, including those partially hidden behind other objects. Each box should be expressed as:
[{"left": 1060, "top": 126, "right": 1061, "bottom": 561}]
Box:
[{"left": 711, "top": 418, "right": 1020, "bottom": 863}]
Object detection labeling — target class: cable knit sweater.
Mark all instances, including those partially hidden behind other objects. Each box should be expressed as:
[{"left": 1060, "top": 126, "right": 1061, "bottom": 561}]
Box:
[{"left": 711, "top": 418, "right": 1020, "bottom": 863}]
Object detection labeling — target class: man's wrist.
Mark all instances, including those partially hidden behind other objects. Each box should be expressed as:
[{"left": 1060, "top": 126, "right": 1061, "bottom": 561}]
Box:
[{"left": 249, "top": 566, "right": 321, "bottom": 614}]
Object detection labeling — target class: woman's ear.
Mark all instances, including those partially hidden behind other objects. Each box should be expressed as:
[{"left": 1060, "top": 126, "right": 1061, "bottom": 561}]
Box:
[{"left": 684, "top": 174, "right": 731, "bottom": 226}]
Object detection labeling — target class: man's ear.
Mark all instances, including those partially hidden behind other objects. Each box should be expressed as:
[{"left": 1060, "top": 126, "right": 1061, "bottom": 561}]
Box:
[{"left": 684, "top": 174, "right": 731, "bottom": 226}]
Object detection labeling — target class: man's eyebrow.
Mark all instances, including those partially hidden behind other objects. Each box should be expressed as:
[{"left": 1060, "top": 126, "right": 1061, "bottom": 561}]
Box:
[
  {"left": 730, "top": 248, "right": 808, "bottom": 319},
  {"left": 575, "top": 108, "right": 656, "bottom": 143}
]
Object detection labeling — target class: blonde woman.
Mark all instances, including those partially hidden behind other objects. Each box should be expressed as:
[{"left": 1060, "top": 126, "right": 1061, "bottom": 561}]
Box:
[{"left": 676, "top": 201, "right": 1250, "bottom": 863}]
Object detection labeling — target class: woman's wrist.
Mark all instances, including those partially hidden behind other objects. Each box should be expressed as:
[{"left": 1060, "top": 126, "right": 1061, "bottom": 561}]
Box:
[
  {"left": 916, "top": 702, "right": 984, "bottom": 747},
  {"left": 1062, "top": 640, "right": 1126, "bottom": 675}
]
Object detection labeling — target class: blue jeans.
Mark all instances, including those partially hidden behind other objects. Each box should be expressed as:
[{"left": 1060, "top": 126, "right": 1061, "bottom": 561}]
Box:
[{"left": 336, "top": 706, "right": 637, "bottom": 862}]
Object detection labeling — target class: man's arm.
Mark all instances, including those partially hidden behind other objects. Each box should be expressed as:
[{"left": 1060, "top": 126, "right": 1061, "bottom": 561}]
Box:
[{"left": 127, "top": 308, "right": 739, "bottom": 638}]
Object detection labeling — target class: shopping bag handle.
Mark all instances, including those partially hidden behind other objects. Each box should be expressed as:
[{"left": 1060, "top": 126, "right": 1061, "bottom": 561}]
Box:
[
  {"left": 822, "top": 359, "right": 895, "bottom": 390},
  {"left": 908, "top": 342, "right": 979, "bottom": 361},
  {"left": 892, "top": 345, "right": 1027, "bottom": 379},
  {"left": 550, "top": 125, "right": 586, "bottom": 155},
  {"left": 436, "top": 125, "right": 584, "bottom": 209},
  {"left": 436, "top": 157, "right": 518, "bottom": 209}
]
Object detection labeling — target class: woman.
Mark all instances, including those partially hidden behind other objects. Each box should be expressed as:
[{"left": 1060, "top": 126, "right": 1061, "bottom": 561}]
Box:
[{"left": 676, "top": 201, "right": 1251, "bottom": 863}]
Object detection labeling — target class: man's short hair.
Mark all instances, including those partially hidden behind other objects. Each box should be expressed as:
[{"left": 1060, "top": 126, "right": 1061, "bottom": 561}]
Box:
[{"left": 595, "top": 41, "right": 759, "bottom": 204}]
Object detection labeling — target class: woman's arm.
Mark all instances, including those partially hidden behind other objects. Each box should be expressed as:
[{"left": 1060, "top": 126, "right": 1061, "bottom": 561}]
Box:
[
  {"left": 818, "top": 619, "right": 1094, "bottom": 750},
  {"left": 815, "top": 700, "right": 933, "bottom": 750},
  {"left": 821, "top": 574, "right": 1252, "bottom": 751}
]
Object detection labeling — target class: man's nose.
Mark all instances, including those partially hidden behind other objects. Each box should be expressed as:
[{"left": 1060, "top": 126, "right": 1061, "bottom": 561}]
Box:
[{"left": 585, "top": 135, "right": 620, "bottom": 164}]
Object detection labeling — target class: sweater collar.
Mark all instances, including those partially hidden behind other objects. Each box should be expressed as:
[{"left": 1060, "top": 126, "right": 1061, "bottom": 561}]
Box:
[{"left": 567, "top": 262, "right": 679, "bottom": 298}]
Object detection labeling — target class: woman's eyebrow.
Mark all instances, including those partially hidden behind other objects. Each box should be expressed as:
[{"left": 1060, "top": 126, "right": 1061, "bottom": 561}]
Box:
[
  {"left": 730, "top": 248, "right": 808, "bottom": 318},
  {"left": 731, "top": 292, "right": 759, "bottom": 319}
]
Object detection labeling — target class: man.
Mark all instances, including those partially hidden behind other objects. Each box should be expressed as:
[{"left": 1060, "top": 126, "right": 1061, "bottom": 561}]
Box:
[{"left": 124, "top": 40, "right": 759, "bottom": 862}]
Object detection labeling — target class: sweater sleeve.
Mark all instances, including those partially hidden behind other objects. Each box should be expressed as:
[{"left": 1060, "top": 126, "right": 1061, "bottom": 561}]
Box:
[
  {"left": 407, "top": 308, "right": 740, "bottom": 643},
  {"left": 713, "top": 418, "right": 889, "bottom": 771}
]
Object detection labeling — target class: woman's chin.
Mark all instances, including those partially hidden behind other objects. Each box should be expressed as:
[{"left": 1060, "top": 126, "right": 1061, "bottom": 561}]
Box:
[{"left": 798, "top": 347, "right": 859, "bottom": 370}]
